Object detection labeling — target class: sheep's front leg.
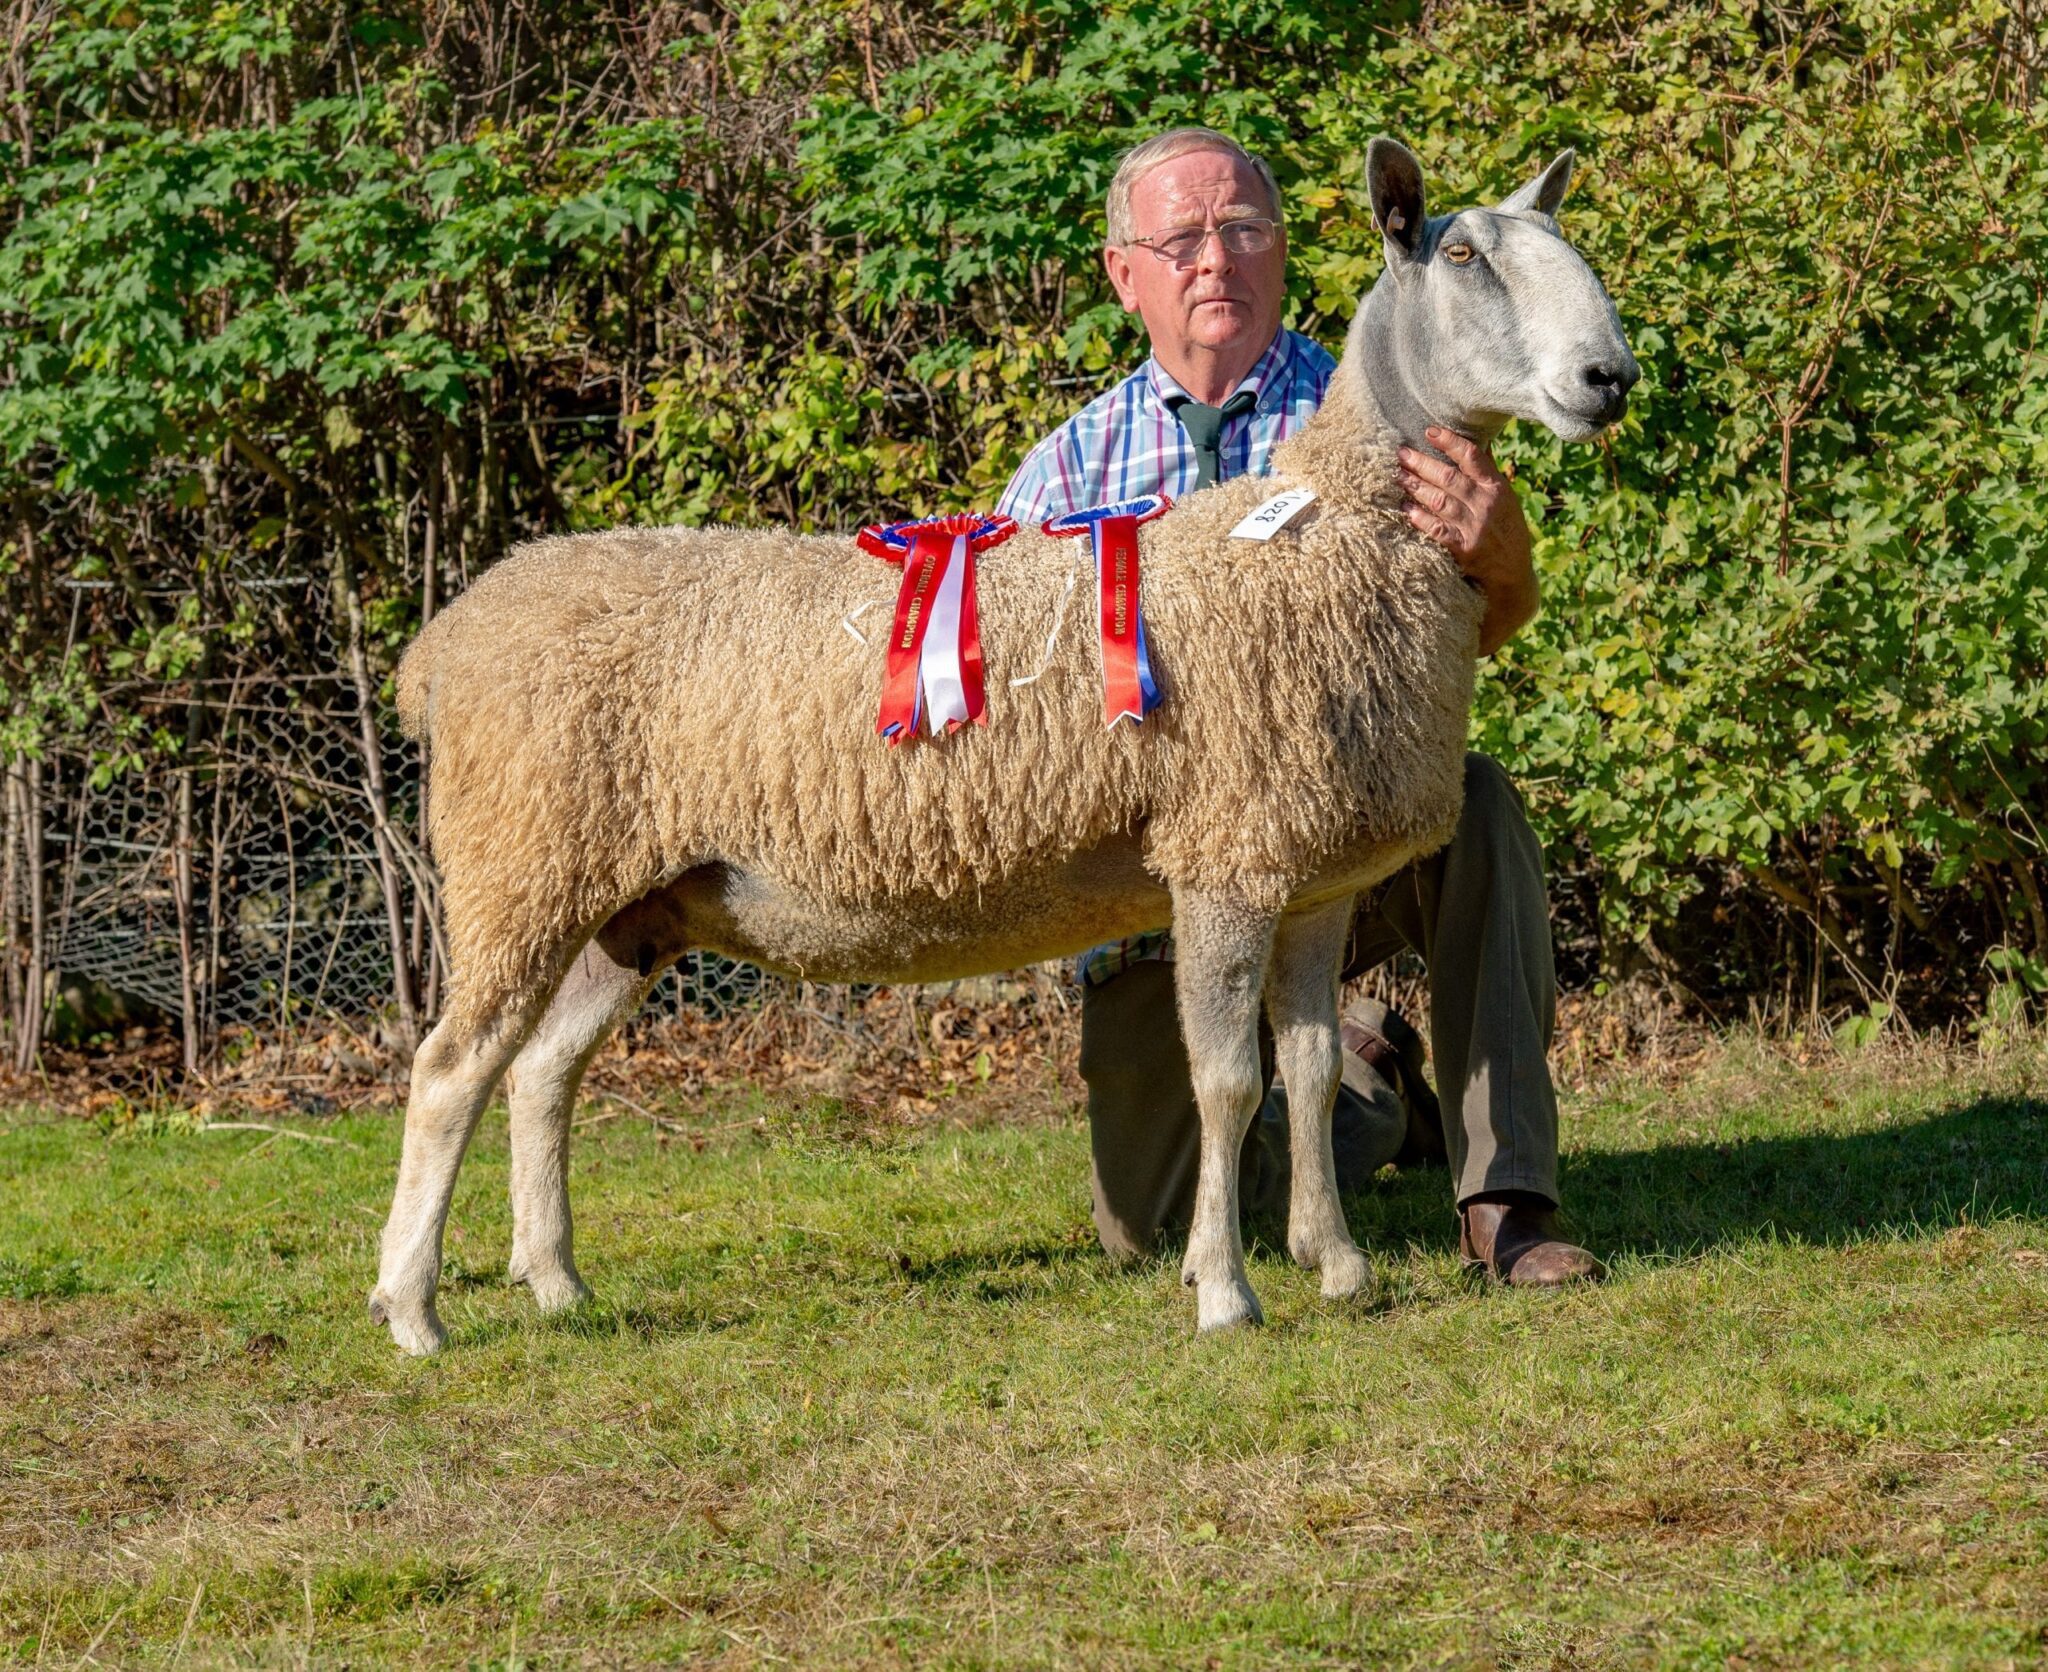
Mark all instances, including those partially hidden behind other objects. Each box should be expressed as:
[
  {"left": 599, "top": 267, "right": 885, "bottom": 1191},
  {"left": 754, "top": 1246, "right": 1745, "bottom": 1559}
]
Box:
[
  {"left": 1268, "top": 897, "right": 1373, "bottom": 1302},
  {"left": 504, "top": 942, "right": 656, "bottom": 1314},
  {"left": 1172, "top": 888, "right": 1277, "bottom": 1332}
]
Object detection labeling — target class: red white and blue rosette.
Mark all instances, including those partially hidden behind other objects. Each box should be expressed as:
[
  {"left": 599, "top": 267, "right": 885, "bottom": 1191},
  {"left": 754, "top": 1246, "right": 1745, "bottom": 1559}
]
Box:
[
  {"left": 855, "top": 512, "right": 1017, "bottom": 743},
  {"left": 1042, "top": 494, "right": 1171, "bottom": 728}
]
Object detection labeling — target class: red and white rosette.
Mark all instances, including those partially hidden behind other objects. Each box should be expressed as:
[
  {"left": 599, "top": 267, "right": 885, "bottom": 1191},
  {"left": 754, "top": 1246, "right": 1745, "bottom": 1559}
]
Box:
[
  {"left": 1042, "top": 494, "right": 1172, "bottom": 727},
  {"left": 856, "top": 512, "right": 1017, "bottom": 743}
]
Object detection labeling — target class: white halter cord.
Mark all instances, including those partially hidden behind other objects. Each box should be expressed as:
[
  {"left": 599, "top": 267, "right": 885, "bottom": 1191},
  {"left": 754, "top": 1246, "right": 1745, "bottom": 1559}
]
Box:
[
  {"left": 840, "top": 596, "right": 892, "bottom": 645},
  {"left": 1008, "top": 566, "right": 1079, "bottom": 688}
]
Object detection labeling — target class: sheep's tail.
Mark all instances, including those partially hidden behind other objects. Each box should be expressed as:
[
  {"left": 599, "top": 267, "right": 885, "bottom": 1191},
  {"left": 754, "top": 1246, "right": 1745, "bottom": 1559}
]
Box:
[{"left": 395, "top": 614, "right": 455, "bottom": 742}]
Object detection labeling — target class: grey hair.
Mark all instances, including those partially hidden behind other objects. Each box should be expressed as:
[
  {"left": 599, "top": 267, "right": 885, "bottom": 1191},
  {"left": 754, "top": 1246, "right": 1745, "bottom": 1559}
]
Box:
[{"left": 1105, "top": 128, "right": 1283, "bottom": 247}]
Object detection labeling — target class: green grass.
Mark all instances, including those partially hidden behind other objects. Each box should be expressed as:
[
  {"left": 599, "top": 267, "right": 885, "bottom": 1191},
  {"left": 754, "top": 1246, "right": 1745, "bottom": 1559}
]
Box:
[{"left": 3, "top": 1046, "right": 2047, "bottom": 1668}]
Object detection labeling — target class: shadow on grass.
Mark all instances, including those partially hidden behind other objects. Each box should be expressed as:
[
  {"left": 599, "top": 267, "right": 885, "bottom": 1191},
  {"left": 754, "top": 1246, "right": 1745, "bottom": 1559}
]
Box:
[
  {"left": 443, "top": 1093, "right": 2047, "bottom": 1347},
  {"left": 453, "top": 1295, "right": 763, "bottom": 1350},
  {"left": 1350, "top": 1091, "right": 2048, "bottom": 1261},
  {"left": 839, "top": 1094, "right": 2048, "bottom": 1297},
  {"left": 457, "top": 1249, "right": 1103, "bottom": 1346},
  {"left": 896, "top": 1241, "right": 1098, "bottom": 1302}
]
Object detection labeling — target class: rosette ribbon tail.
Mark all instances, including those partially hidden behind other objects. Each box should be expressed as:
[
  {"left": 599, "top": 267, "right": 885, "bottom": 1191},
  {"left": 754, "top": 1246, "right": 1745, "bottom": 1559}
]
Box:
[
  {"left": 859, "top": 512, "right": 1015, "bottom": 743},
  {"left": 876, "top": 530, "right": 952, "bottom": 743},
  {"left": 1132, "top": 601, "right": 1162, "bottom": 716},
  {"left": 1095, "top": 514, "right": 1149, "bottom": 728},
  {"left": 1041, "top": 495, "right": 1171, "bottom": 729}
]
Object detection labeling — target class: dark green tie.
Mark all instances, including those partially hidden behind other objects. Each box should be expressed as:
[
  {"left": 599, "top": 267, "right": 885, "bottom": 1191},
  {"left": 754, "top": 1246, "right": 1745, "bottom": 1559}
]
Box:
[{"left": 1168, "top": 388, "right": 1258, "bottom": 489}]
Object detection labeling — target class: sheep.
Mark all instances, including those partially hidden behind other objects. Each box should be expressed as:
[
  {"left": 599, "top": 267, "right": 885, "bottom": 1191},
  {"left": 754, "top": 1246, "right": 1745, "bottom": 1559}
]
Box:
[{"left": 370, "top": 138, "right": 1638, "bottom": 1353}]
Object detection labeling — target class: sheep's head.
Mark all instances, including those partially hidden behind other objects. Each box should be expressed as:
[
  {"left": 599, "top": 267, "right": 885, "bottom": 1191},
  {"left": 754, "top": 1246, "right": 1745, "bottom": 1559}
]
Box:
[{"left": 1364, "top": 137, "right": 1638, "bottom": 443}]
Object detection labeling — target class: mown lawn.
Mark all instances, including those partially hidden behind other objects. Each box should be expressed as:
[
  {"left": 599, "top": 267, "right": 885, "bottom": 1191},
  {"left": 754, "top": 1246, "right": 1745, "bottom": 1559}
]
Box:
[{"left": 3, "top": 1043, "right": 2047, "bottom": 1669}]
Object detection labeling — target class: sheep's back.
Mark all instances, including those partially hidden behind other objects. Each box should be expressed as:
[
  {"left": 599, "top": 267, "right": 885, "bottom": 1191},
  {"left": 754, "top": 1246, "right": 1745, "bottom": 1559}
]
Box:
[
  {"left": 405, "top": 497, "right": 1481, "bottom": 929},
  {"left": 403, "top": 522, "right": 1160, "bottom": 915},
  {"left": 1128, "top": 473, "right": 1485, "bottom": 907}
]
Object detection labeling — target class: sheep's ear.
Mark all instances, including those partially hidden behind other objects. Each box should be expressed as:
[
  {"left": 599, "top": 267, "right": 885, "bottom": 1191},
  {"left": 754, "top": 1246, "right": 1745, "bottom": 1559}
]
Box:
[
  {"left": 1498, "top": 149, "right": 1575, "bottom": 218},
  {"left": 1366, "top": 138, "right": 1426, "bottom": 265}
]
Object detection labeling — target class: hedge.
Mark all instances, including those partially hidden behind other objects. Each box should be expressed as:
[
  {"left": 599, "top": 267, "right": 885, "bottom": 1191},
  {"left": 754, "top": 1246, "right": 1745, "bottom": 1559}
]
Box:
[{"left": 2, "top": 0, "right": 2042, "bottom": 1032}]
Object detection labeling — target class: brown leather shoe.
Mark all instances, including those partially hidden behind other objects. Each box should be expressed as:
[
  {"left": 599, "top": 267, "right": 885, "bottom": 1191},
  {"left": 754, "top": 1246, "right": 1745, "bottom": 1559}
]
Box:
[{"left": 1459, "top": 1194, "right": 1605, "bottom": 1287}]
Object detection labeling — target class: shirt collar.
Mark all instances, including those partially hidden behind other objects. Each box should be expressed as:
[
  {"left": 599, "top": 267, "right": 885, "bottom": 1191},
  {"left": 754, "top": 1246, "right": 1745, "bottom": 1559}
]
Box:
[{"left": 1142, "top": 328, "right": 1291, "bottom": 415}]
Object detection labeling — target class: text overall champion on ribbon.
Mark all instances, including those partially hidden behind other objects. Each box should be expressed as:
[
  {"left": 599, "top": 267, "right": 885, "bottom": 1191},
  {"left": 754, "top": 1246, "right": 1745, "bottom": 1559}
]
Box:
[{"left": 856, "top": 513, "right": 1015, "bottom": 742}]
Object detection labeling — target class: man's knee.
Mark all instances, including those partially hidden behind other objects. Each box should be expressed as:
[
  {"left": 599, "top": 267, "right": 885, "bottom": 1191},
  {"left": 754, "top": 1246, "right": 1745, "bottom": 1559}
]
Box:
[
  {"left": 1091, "top": 1191, "right": 1160, "bottom": 1265},
  {"left": 1456, "top": 752, "right": 1546, "bottom": 877}
]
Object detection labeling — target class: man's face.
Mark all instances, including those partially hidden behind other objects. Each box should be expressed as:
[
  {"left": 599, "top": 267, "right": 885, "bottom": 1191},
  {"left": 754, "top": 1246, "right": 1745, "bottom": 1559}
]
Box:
[{"left": 1104, "top": 149, "right": 1287, "bottom": 369}]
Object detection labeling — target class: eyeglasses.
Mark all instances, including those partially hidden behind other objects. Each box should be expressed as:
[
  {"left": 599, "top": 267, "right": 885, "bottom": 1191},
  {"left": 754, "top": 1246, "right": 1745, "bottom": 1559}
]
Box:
[{"left": 1130, "top": 217, "right": 1280, "bottom": 265}]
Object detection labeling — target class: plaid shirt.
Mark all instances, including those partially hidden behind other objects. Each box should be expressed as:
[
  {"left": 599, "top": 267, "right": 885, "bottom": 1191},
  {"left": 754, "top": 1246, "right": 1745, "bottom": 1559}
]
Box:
[
  {"left": 996, "top": 328, "right": 1335, "bottom": 527},
  {"left": 997, "top": 328, "right": 1337, "bottom": 984}
]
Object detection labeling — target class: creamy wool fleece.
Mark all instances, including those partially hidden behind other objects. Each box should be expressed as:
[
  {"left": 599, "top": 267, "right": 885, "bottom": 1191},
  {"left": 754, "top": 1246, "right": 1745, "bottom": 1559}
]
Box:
[{"left": 397, "top": 376, "right": 1484, "bottom": 1012}]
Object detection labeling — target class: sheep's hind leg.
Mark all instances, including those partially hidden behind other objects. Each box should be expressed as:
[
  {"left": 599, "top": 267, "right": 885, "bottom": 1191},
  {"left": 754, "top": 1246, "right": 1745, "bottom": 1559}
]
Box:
[
  {"left": 1172, "top": 888, "right": 1277, "bottom": 1332},
  {"left": 1268, "top": 898, "right": 1373, "bottom": 1302},
  {"left": 505, "top": 936, "right": 662, "bottom": 1314},
  {"left": 370, "top": 985, "right": 556, "bottom": 1356}
]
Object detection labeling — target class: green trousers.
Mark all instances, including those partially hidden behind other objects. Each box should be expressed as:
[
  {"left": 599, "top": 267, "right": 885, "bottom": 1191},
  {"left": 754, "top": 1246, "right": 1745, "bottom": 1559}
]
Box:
[{"left": 1079, "top": 754, "right": 1559, "bottom": 1260}]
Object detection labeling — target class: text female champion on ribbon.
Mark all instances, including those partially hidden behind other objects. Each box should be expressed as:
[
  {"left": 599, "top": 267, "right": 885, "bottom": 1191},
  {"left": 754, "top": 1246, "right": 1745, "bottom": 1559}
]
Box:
[{"left": 1042, "top": 494, "right": 1171, "bottom": 728}]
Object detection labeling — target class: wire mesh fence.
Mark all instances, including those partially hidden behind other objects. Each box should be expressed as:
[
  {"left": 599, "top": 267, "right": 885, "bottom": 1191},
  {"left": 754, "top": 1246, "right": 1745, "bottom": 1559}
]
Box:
[
  {"left": 2, "top": 671, "right": 783, "bottom": 1078},
  {"left": 44, "top": 711, "right": 400, "bottom": 1036},
  {"left": 0, "top": 654, "right": 1440, "bottom": 1107}
]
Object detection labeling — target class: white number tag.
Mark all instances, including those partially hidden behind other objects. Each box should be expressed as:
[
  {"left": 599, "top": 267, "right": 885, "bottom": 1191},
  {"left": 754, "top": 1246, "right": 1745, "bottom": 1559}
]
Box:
[{"left": 1228, "top": 487, "right": 1317, "bottom": 541}]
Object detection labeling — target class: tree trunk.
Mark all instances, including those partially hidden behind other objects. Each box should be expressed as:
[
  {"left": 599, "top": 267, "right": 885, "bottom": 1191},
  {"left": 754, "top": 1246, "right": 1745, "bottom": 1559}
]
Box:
[
  {"left": 331, "top": 535, "right": 421, "bottom": 1050},
  {"left": 23, "top": 756, "right": 45, "bottom": 1074},
  {"left": 409, "top": 424, "right": 443, "bottom": 1024},
  {"left": 173, "top": 764, "right": 202, "bottom": 1076},
  {"left": 1, "top": 758, "right": 18, "bottom": 1061},
  {"left": 3, "top": 754, "right": 47, "bottom": 1073}
]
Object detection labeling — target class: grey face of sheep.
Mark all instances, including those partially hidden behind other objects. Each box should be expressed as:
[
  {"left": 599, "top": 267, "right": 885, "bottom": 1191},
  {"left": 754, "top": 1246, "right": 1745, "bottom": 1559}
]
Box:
[{"left": 1366, "top": 138, "right": 1639, "bottom": 442}]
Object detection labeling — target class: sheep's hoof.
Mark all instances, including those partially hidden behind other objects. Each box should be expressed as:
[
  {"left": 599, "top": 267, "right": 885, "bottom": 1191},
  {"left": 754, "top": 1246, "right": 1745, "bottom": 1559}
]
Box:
[
  {"left": 1316, "top": 1244, "right": 1375, "bottom": 1302},
  {"left": 1287, "top": 1224, "right": 1332, "bottom": 1270},
  {"left": 1196, "top": 1277, "right": 1264, "bottom": 1333},
  {"left": 369, "top": 1288, "right": 447, "bottom": 1356},
  {"left": 510, "top": 1257, "right": 592, "bottom": 1315}
]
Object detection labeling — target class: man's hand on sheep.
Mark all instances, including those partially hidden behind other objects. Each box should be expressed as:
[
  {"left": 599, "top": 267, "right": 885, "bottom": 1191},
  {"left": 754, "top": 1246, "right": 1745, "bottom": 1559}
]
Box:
[{"left": 1398, "top": 427, "right": 1540, "bottom": 657}]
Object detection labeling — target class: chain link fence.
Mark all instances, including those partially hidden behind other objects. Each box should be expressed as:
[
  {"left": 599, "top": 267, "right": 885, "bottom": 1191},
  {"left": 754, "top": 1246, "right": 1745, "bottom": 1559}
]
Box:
[
  {"left": 2, "top": 658, "right": 1435, "bottom": 1103},
  {"left": 3, "top": 671, "right": 777, "bottom": 1075}
]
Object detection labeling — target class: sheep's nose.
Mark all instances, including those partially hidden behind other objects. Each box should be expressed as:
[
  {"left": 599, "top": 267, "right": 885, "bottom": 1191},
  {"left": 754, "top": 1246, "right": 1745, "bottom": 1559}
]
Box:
[
  {"left": 1581, "top": 358, "right": 1639, "bottom": 419},
  {"left": 1582, "top": 360, "right": 1638, "bottom": 396}
]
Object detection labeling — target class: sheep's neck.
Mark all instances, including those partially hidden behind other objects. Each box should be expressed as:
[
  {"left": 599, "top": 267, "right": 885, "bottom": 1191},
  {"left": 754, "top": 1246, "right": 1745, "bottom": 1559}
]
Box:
[
  {"left": 1279, "top": 283, "right": 1509, "bottom": 494},
  {"left": 1265, "top": 362, "right": 1406, "bottom": 515}
]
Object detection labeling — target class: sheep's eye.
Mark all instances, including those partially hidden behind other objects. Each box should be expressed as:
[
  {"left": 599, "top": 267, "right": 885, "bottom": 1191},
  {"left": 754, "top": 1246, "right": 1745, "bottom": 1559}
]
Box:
[{"left": 1442, "top": 242, "right": 1475, "bottom": 265}]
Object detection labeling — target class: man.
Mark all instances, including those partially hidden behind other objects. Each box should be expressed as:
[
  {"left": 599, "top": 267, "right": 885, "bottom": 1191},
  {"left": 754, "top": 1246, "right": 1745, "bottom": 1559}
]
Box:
[{"left": 998, "top": 128, "right": 1601, "bottom": 1286}]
